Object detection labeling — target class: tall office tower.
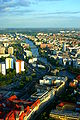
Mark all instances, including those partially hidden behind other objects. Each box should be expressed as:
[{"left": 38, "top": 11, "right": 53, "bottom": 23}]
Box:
[
  {"left": 0, "top": 62, "right": 6, "bottom": 75},
  {"left": 16, "top": 60, "right": 25, "bottom": 74},
  {"left": 0, "top": 47, "right": 5, "bottom": 54},
  {"left": 5, "top": 58, "right": 14, "bottom": 69},
  {"left": 8, "top": 47, "right": 14, "bottom": 55},
  {"left": 63, "top": 42, "right": 66, "bottom": 52}
]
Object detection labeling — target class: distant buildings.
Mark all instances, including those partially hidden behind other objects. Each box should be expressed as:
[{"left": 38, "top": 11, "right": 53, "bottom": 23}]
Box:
[
  {"left": 8, "top": 47, "right": 14, "bottom": 55},
  {"left": 16, "top": 60, "right": 25, "bottom": 73},
  {"left": 40, "top": 44, "right": 52, "bottom": 49},
  {"left": 21, "top": 43, "right": 29, "bottom": 50},
  {"left": 0, "top": 47, "right": 5, "bottom": 54}
]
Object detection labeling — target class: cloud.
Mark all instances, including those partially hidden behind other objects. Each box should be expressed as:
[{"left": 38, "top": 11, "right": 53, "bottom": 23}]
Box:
[
  {"left": 0, "top": 0, "right": 31, "bottom": 10},
  {"left": 48, "top": 11, "right": 80, "bottom": 15},
  {"left": 0, "top": 0, "right": 64, "bottom": 14},
  {"left": 0, "top": 0, "right": 33, "bottom": 15},
  {"left": 36, "top": 11, "right": 80, "bottom": 16},
  {"left": 37, "top": 0, "right": 64, "bottom": 1},
  {"left": 0, "top": 0, "right": 80, "bottom": 16}
]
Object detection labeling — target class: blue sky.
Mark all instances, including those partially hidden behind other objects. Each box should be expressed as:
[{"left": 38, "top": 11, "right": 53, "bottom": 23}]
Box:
[{"left": 0, "top": 0, "right": 80, "bottom": 28}]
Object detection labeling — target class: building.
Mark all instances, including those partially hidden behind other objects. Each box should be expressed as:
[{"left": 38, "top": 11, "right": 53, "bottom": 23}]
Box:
[
  {"left": 0, "top": 54, "right": 10, "bottom": 58},
  {"left": 0, "top": 47, "right": 5, "bottom": 54},
  {"left": 40, "top": 75, "right": 67, "bottom": 86},
  {"left": 3, "top": 42, "right": 9, "bottom": 47},
  {"left": 16, "top": 60, "right": 25, "bottom": 73},
  {"left": 50, "top": 102, "right": 79, "bottom": 120},
  {"left": 50, "top": 101, "right": 79, "bottom": 120},
  {"left": 0, "top": 62, "right": 6, "bottom": 75},
  {"left": 5, "top": 58, "right": 14, "bottom": 69},
  {"left": 63, "top": 58, "right": 67, "bottom": 66},
  {"left": 76, "top": 59, "right": 80, "bottom": 68},
  {"left": 28, "top": 58, "right": 37, "bottom": 63},
  {"left": 8, "top": 47, "right": 14, "bottom": 55},
  {"left": 63, "top": 42, "right": 66, "bottom": 52},
  {"left": 24, "top": 50, "right": 32, "bottom": 57},
  {"left": 40, "top": 44, "right": 53, "bottom": 49}
]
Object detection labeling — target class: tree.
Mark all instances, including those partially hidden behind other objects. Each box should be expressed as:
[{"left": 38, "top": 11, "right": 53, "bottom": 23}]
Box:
[
  {"left": 26, "top": 76, "right": 29, "bottom": 82},
  {"left": 31, "top": 73, "right": 36, "bottom": 78},
  {"left": 29, "top": 76, "right": 32, "bottom": 81},
  {"left": 19, "top": 81, "right": 24, "bottom": 88}
]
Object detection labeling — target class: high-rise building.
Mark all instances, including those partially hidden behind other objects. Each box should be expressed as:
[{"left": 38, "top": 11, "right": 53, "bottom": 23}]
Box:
[
  {"left": 0, "top": 47, "right": 5, "bottom": 54},
  {"left": 16, "top": 60, "right": 25, "bottom": 73},
  {"left": 63, "top": 42, "right": 66, "bottom": 52},
  {"left": 5, "top": 58, "right": 14, "bottom": 69},
  {"left": 8, "top": 47, "right": 14, "bottom": 55},
  {"left": 0, "top": 62, "right": 6, "bottom": 75}
]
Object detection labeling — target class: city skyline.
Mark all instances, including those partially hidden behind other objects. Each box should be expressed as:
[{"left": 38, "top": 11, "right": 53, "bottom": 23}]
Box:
[{"left": 0, "top": 0, "right": 80, "bottom": 28}]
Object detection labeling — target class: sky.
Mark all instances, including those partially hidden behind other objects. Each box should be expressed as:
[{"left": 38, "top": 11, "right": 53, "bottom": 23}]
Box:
[{"left": 0, "top": 0, "right": 80, "bottom": 28}]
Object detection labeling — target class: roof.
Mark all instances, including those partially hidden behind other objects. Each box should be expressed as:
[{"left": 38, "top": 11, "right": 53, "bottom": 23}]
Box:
[
  {"left": 7, "top": 95, "right": 17, "bottom": 101},
  {"left": 58, "top": 102, "right": 68, "bottom": 107},
  {"left": 76, "top": 75, "right": 80, "bottom": 81},
  {"left": 16, "top": 60, "right": 23, "bottom": 62},
  {"left": 57, "top": 102, "right": 75, "bottom": 107}
]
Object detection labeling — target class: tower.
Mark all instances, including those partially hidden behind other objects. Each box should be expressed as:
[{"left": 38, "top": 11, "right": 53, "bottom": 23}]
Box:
[{"left": 63, "top": 42, "right": 66, "bottom": 52}]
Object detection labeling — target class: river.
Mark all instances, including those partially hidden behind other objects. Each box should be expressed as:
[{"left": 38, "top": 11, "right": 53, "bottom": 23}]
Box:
[
  {"left": 26, "top": 39, "right": 49, "bottom": 64},
  {"left": 26, "top": 39, "right": 76, "bottom": 79}
]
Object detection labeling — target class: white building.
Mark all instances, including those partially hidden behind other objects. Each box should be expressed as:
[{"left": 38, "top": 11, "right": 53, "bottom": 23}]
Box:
[
  {"left": 28, "top": 58, "right": 37, "bottom": 63},
  {"left": 0, "top": 62, "right": 6, "bottom": 75},
  {"left": 16, "top": 60, "right": 25, "bottom": 73},
  {"left": 24, "top": 50, "right": 32, "bottom": 57},
  {"left": 63, "top": 58, "right": 67, "bottom": 66}
]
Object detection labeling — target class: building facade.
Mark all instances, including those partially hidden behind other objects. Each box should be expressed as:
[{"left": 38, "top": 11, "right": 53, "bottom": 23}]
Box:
[
  {"left": 16, "top": 60, "right": 25, "bottom": 73},
  {"left": 0, "top": 47, "right": 5, "bottom": 54},
  {"left": 5, "top": 58, "right": 14, "bottom": 69},
  {"left": 0, "top": 62, "right": 6, "bottom": 75},
  {"left": 8, "top": 47, "right": 14, "bottom": 55}
]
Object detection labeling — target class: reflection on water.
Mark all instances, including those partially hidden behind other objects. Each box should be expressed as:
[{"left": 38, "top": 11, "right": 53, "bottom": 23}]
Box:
[{"left": 26, "top": 39, "right": 49, "bottom": 64}]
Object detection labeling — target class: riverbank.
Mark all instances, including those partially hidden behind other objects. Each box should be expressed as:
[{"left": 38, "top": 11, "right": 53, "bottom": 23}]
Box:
[{"left": 25, "top": 38, "right": 76, "bottom": 79}]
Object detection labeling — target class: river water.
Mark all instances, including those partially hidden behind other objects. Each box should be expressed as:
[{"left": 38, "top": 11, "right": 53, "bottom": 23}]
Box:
[
  {"left": 26, "top": 39, "right": 49, "bottom": 64},
  {"left": 26, "top": 39, "right": 76, "bottom": 79}
]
